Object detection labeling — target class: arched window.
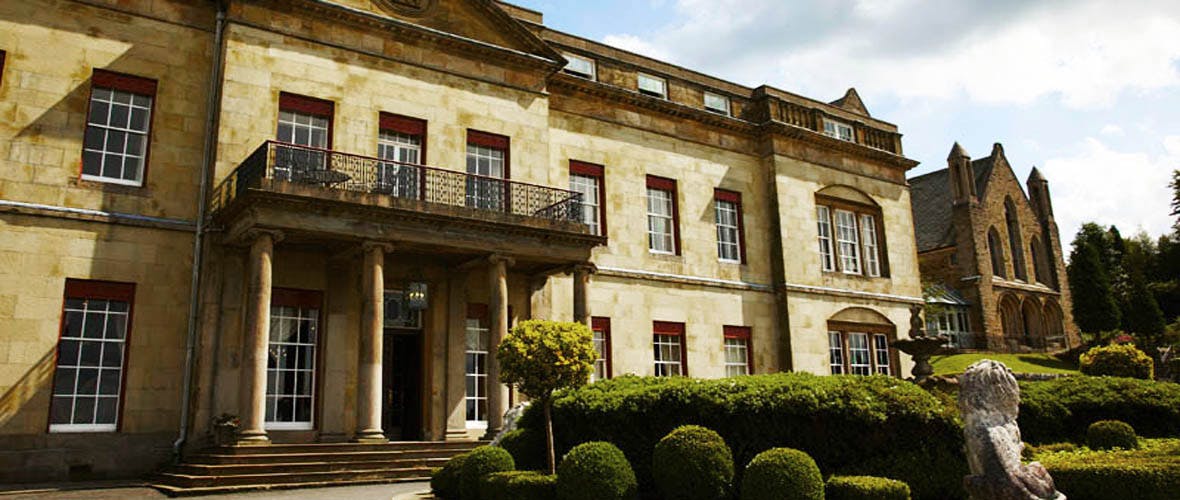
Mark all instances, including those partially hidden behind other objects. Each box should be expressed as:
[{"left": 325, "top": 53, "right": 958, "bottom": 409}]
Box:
[
  {"left": 827, "top": 308, "right": 896, "bottom": 377},
  {"left": 1030, "top": 237, "right": 1048, "bottom": 285},
  {"left": 1005, "top": 199, "right": 1027, "bottom": 281},
  {"left": 814, "top": 186, "right": 887, "bottom": 277},
  {"left": 998, "top": 294, "right": 1023, "bottom": 345},
  {"left": 1044, "top": 300, "right": 1066, "bottom": 347},
  {"left": 1021, "top": 298, "right": 1044, "bottom": 348},
  {"left": 988, "top": 228, "right": 1007, "bottom": 279}
]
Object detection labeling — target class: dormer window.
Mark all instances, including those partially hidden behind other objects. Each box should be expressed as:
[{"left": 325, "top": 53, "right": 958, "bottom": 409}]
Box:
[
  {"left": 704, "top": 91, "right": 730, "bottom": 116},
  {"left": 563, "top": 53, "right": 596, "bottom": 80},
  {"left": 823, "top": 119, "right": 854, "bottom": 143},
  {"left": 638, "top": 73, "right": 667, "bottom": 99}
]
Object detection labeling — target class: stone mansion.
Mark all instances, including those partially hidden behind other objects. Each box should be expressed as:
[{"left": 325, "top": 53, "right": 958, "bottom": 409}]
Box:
[{"left": 0, "top": 0, "right": 926, "bottom": 482}]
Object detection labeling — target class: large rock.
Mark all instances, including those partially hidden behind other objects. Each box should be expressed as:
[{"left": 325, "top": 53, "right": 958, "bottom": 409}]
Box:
[{"left": 959, "top": 360, "right": 1065, "bottom": 500}]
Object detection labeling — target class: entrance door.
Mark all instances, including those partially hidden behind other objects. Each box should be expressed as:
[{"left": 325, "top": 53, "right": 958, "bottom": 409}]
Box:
[{"left": 383, "top": 330, "right": 422, "bottom": 440}]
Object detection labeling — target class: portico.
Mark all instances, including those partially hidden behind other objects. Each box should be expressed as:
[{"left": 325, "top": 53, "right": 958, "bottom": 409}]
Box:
[{"left": 195, "top": 142, "right": 603, "bottom": 445}]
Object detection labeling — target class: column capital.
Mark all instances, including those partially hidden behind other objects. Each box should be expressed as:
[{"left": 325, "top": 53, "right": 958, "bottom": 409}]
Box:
[
  {"left": 488, "top": 253, "right": 516, "bottom": 268},
  {"left": 245, "top": 228, "right": 284, "bottom": 245},
  {"left": 362, "top": 240, "right": 395, "bottom": 254},
  {"left": 568, "top": 262, "right": 598, "bottom": 276}
]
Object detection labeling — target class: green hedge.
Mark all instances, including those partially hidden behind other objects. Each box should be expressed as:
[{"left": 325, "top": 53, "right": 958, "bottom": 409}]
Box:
[
  {"left": 740, "top": 448, "right": 823, "bottom": 500},
  {"left": 1034, "top": 439, "right": 1180, "bottom": 500},
  {"left": 459, "top": 446, "right": 515, "bottom": 500},
  {"left": 1020, "top": 376, "right": 1180, "bottom": 443},
  {"left": 1087, "top": 420, "right": 1139, "bottom": 450},
  {"left": 556, "top": 441, "right": 637, "bottom": 500},
  {"left": 431, "top": 453, "right": 467, "bottom": 499},
  {"left": 826, "top": 475, "right": 911, "bottom": 500},
  {"left": 498, "top": 429, "right": 546, "bottom": 471},
  {"left": 478, "top": 471, "right": 556, "bottom": 500},
  {"left": 518, "top": 373, "right": 965, "bottom": 500}
]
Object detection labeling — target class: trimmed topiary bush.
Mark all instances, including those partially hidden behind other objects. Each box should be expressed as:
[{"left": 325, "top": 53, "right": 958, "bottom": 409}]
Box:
[
  {"left": 498, "top": 428, "right": 546, "bottom": 471},
  {"left": 1079, "top": 344, "right": 1154, "bottom": 379},
  {"left": 519, "top": 373, "right": 964, "bottom": 499},
  {"left": 1019, "top": 376, "right": 1180, "bottom": 443},
  {"left": 479, "top": 471, "right": 556, "bottom": 500},
  {"left": 652, "top": 425, "right": 734, "bottom": 500},
  {"left": 740, "top": 448, "right": 823, "bottom": 500},
  {"left": 556, "top": 441, "right": 637, "bottom": 500},
  {"left": 1087, "top": 420, "right": 1139, "bottom": 450},
  {"left": 460, "top": 446, "right": 515, "bottom": 500},
  {"left": 431, "top": 453, "right": 468, "bottom": 499},
  {"left": 826, "top": 475, "right": 910, "bottom": 500}
]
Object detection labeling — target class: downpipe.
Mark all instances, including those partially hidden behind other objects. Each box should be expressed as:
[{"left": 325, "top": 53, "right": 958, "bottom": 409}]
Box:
[{"left": 173, "top": 0, "right": 228, "bottom": 463}]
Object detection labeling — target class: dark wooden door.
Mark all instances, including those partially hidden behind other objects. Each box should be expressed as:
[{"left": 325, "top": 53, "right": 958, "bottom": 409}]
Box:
[{"left": 383, "top": 330, "right": 422, "bottom": 440}]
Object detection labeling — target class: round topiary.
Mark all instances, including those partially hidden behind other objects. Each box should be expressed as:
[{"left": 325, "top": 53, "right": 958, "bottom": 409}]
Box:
[
  {"left": 826, "top": 475, "right": 911, "bottom": 500},
  {"left": 740, "top": 448, "right": 823, "bottom": 500},
  {"left": 499, "top": 428, "right": 546, "bottom": 472},
  {"left": 1087, "top": 420, "right": 1139, "bottom": 450},
  {"left": 431, "top": 453, "right": 468, "bottom": 499},
  {"left": 1079, "top": 344, "right": 1154, "bottom": 379},
  {"left": 556, "top": 441, "right": 638, "bottom": 500},
  {"left": 652, "top": 425, "right": 734, "bottom": 500},
  {"left": 460, "top": 445, "right": 515, "bottom": 500}
]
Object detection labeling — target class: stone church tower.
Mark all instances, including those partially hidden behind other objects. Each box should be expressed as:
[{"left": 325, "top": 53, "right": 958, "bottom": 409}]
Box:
[{"left": 910, "top": 142, "right": 1079, "bottom": 351}]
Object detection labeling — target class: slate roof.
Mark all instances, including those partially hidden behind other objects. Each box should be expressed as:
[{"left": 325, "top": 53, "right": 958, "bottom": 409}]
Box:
[{"left": 909, "top": 155, "right": 996, "bottom": 252}]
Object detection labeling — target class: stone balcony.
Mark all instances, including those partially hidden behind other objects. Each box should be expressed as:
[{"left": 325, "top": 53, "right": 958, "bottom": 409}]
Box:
[{"left": 209, "top": 141, "right": 603, "bottom": 267}]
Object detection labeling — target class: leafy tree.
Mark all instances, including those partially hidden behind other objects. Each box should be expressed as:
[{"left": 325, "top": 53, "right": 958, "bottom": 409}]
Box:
[
  {"left": 1122, "top": 265, "right": 1166, "bottom": 342},
  {"left": 1156, "top": 234, "right": 1180, "bottom": 321},
  {"left": 1069, "top": 234, "right": 1121, "bottom": 332},
  {"left": 497, "top": 319, "right": 596, "bottom": 474}
]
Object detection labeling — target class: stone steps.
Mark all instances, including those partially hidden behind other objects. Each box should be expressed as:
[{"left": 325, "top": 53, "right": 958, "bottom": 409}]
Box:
[{"left": 150, "top": 441, "right": 483, "bottom": 496}]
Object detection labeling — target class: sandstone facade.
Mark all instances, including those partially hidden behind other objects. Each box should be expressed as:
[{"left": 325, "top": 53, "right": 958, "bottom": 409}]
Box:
[
  {"left": 911, "top": 143, "right": 1080, "bottom": 351},
  {"left": 1, "top": 0, "right": 923, "bottom": 481}
]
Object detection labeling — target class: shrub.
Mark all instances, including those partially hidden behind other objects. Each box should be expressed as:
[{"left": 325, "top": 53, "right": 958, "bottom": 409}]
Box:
[
  {"left": 739, "top": 448, "right": 823, "bottom": 500},
  {"left": 519, "top": 373, "right": 964, "bottom": 500},
  {"left": 652, "top": 425, "right": 734, "bottom": 500},
  {"left": 556, "top": 441, "right": 637, "bottom": 500},
  {"left": 431, "top": 453, "right": 468, "bottom": 499},
  {"left": 1036, "top": 442, "right": 1180, "bottom": 500},
  {"left": 498, "top": 429, "right": 546, "bottom": 471},
  {"left": 1079, "top": 344, "right": 1154, "bottom": 379},
  {"left": 459, "top": 446, "right": 515, "bottom": 500},
  {"left": 1019, "top": 376, "right": 1180, "bottom": 443},
  {"left": 826, "top": 475, "right": 911, "bottom": 500},
  {"left": 1087, "top": 420, "right": 1139, "bottom": 450},
  {"left": 478, "top": 471, "right": 556, "bottom": 500}
]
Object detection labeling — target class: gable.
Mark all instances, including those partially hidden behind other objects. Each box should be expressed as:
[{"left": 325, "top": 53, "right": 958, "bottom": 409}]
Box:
[
  {"left": 980, "top": 152, "right": 1037, "bottom": 218},
  {"left": 331, "top": 0, "right": 560, "bottom": 61}
]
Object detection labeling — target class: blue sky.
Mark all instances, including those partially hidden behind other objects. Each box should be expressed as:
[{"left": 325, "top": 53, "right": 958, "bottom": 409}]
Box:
[{"left": 513, "top": 0, "right": 1180, "bottom": 243}]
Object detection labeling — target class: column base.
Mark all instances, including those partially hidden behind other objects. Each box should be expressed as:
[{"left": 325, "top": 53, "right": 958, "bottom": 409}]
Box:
[
  {"left": 352, "top": 430, "right": 389, "bottom": 444},
  {"left": 233, "top": 431, "right": 271, "bottom": 446}
]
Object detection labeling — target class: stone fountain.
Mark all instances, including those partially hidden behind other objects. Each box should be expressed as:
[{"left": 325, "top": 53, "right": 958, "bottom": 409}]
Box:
[{"left": 892, "top": 304, "right": 950, "bottom": 383}]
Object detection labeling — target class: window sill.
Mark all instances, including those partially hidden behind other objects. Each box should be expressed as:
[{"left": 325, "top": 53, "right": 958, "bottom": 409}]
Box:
[
  {"left": 49, "top": 424, "right": 117, "bottom": 433},
  {"left": 72, "top": 176, "right": 152, "bottom": 197},
  {"left": 718, "top": 258, "right": 743, "bottom": 265},
  {"left": 821, "top": 270, "right": 889, "bottom": 280}
]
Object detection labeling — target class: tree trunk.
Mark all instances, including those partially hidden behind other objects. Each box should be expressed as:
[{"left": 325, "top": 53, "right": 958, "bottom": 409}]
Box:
[{"left": 544, "top": 395, "right": 556, "bottom": 475}]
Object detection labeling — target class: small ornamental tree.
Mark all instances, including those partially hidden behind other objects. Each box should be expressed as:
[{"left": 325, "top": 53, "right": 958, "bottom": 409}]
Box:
[{"left": 497, "top": 320, "right": 596, "bottom": 474}]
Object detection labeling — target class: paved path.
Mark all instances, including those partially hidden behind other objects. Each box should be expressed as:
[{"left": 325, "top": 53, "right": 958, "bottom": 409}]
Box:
[{"left": 0, "top": 482, "right": 432, "bottom": 500}]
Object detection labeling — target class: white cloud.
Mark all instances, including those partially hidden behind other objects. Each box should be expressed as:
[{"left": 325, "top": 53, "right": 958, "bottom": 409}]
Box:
[
  {"left": 1100, "top": 124, "right": 1125, "bottom": 136},
  {"left": 1040, "top": 136, "right": 1176, "bottom": 242},
  {"left": 601, "top": 0, "right": 1180, "bottom": 108},
  {"left": 600, "top": 34, "right": 671, "bottom": 61}
]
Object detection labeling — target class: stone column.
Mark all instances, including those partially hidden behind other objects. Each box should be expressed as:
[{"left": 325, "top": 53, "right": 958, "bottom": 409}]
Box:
[
  {"left": 237, "top": 229, "right": 282, "bottom": 445},
  {"left": 483, "top": 254, "right": 513, "bottom": 439},
  {"left": 444, "top": 272, "right": 469, "bottom": 440},
  {"left": 355, "top": 241, "right": 392, "bottom": 443},
  {"left": 571, "top": 263, "right": 596, "bottom": 326}
]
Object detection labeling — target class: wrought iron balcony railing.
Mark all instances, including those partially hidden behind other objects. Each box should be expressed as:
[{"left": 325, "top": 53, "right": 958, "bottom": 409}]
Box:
[{"left": 210, "top": 141, "right": 586, "bottom": 228}]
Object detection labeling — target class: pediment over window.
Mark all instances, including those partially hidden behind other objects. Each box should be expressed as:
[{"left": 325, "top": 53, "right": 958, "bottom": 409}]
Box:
[
  {"left": 816, "top": 185, "right": 877, "bottom": 207},
  {"left": 830, "top": 307, "right": 894, "bottom": 327}
]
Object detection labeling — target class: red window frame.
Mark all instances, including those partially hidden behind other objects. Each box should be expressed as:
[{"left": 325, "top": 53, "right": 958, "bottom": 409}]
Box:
[
  {"left": 466, "top": 130, "right": 510, "bottom": 177},
  {"left": 652, "top": 320, "right": 688, "bottom": 376},
  {"left": 646, "top": 175, "right": 681, "bottom": 255},
  {"left": 714, "top": 188, "right": 747, "bottom": 264},
  {"left": 379, "top": 113, "right": 428, "bottom": 198},
  {"left": 570, "top": 160, "right": 607, "bottom": 237},
  {"left": 84, "top": 69, "right": 159, "bottom": 185},
  {"left": 723, "top": 325, "right": 754, "bottom": 374},
  {"left": 48, "top": 279, "right": 137, "bottom": 433},
  {"left": 278, "top": 92, "right": 335, "bottom": 149},
  {"left": 591, "top": 317, "right": 613, "bottom": 379}
]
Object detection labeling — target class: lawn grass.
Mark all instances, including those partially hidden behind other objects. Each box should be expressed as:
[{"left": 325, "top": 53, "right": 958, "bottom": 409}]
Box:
[{"left": 929, "top": 352, "right": 1079, "bottom": 375}]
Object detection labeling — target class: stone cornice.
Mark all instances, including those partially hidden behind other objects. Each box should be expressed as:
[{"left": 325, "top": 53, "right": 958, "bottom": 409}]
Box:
[
  {"left": 548, "top": 74, "right": 757, "bottom": 134},
  {"left": 761, "top": 121, "right": 921, "bottom": 172}
]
